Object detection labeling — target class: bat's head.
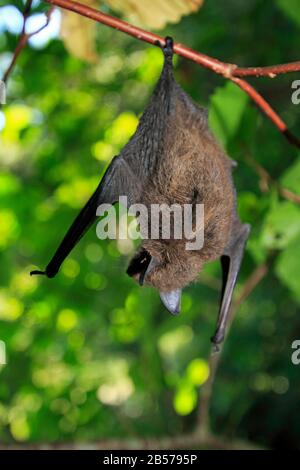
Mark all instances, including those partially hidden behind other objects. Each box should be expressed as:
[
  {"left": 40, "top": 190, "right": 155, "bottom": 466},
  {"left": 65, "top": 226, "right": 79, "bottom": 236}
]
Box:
[{"left": 126, "top": 240, "right": 203, "bottom": 315}]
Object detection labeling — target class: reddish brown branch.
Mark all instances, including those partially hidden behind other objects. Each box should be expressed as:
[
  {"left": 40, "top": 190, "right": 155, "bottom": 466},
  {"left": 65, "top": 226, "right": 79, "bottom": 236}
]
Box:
[
  {"left": 234, "top": 61, "right": 300, "bottom": 78},
  {"left": 44, "top": 0, "right": 300, "bottom": 78},
  {"left": 2, "top": 2, "right": 54, "bottom": 83},
  {"left": 230, "top": 77, "right": 300, "bottom": 148},
  {"left": 43, "top": 0, "right": 300, "bottom": 149}
]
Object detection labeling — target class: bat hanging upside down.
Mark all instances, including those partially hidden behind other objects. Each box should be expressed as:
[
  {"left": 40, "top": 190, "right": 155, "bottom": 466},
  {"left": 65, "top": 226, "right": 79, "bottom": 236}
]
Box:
[{"left": 31, "top": 37, "right": 250, "bottom": 347}]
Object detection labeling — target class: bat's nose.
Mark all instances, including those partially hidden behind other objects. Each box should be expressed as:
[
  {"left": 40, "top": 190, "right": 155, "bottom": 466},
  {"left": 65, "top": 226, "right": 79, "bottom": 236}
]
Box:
[{"left": 160, "top": 289, "right": 181, "bottom": 315}]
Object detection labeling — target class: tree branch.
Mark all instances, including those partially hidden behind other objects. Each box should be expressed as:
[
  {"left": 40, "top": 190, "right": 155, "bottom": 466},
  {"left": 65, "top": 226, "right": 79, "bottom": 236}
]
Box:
[
  {"left": 246, "top": 155, "right": 300, "bottom": 205},
  {"left": 43, "top": 0, "right": 300, "bottom": 149},
  {"left": 2, "top": 1, "right": 54, "bottom": 83},
  {"left": 233, "top": 62, "right": 300, "bottom": 78},
  {"left": 44, "top": 0, "right": 300, "bottom": 78}
]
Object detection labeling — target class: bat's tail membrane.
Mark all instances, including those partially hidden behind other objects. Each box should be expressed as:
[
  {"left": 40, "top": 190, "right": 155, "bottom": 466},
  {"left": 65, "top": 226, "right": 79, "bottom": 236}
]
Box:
[{"left": 31, "top": 156, "right": 135, "bottom": 279}]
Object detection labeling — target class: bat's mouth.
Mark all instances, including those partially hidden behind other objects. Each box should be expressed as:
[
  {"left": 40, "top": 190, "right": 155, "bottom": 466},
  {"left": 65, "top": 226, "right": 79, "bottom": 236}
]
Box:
[{"left": 126, "top": 249, "right": 153, "bottom": 286}]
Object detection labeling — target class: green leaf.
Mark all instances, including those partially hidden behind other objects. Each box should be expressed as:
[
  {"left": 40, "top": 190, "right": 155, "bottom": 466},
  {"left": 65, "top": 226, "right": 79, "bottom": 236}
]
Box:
[
  {"left": 280, "top": 155, "right": 300, "bottom": 195},
  {"left": 276, "top": 0, "right": 300, "bottom": 27},
  {"left": 260, "top": 201, "right": 300, "bottom": 250},
  {"left": 276, "top": 235, "right": 300, "bottom": 302},
  {"left": 209, "top": 81, "right": 248, "bottom": 146}
]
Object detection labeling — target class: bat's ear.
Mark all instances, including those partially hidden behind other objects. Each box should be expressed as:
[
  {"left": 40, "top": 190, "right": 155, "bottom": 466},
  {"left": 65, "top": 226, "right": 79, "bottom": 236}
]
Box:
[
  {"left": 160, "top": 289, "right": 181, "bottom": 315},
  {"left": 126, "top": 249, "right": 160, "bottom": 286}
]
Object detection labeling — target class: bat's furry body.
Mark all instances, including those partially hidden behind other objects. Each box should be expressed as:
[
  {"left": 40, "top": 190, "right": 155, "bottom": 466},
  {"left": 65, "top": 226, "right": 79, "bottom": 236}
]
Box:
[
  {"left": 135, "top": 99, "right": 235, "bottom": 292},
  {"left": 31, "top": 38, "right": 250, "bottom": 346}
]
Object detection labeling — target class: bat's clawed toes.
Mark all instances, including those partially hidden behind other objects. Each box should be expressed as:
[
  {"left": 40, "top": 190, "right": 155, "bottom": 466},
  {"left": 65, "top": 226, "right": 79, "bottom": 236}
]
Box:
[
  {"left": 160, "top": 289, "right": 181, "bottom": 316},
  {"left": 155, "top": 36, "right": 173, "bottom": 57},
  {"left": 163, "top": 36, "right": 174, "bottom": 55}
]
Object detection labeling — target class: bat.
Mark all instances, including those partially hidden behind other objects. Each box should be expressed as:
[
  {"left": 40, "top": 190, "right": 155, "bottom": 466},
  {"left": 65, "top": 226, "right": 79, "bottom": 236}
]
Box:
[{"left": 31, "top": 37, "right": 250, "bottom": 348}]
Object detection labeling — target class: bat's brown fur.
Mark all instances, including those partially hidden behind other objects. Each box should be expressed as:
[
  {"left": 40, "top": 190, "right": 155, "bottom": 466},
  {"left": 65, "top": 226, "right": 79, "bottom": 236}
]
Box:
[{"left": 134, "top": 96, "right": 235, "bottom": 292}]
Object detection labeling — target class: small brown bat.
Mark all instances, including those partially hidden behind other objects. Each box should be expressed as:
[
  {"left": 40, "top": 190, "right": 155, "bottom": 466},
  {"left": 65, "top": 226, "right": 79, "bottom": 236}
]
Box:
[{"left": 31, "top": 37, "right": 250, "bottom": 347}]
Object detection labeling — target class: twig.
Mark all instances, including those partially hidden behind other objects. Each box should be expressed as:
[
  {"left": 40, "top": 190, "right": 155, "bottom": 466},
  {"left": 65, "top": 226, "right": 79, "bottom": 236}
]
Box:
[
  {"left": 233, "top": 61, "right": 300, "bottom": 78},
  {"left": 246, "top": 155, "right": 300, "bottom": 205},
  {"left": 43, "top": 0, "right": 300, "bottom": 149},
  {"left": 44, "top": 0, "right": 300, "bottom": 79},
  {"left": 230, "top": 77, "right": 300, "bottom": 148},
  {"left": 235, "top": 263, "right": 269, "bottom": 309},
  {"left": 195, "top": 350, "right": 220, "bottom": 439},
  {"left": 195, "top": 262, "right": 269, "bottom": 437},
  {"left": 2, "top": 2, "right": 54, "bottom": 83}
]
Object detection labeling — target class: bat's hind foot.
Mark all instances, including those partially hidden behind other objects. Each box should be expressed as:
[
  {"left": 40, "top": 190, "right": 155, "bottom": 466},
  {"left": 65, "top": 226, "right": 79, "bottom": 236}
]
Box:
[
  {"left": 163, "top": 36, "right": 174, "bottom": 55},
  {"left": 155, "top": 36, "right": 174, "bottom": 59}
]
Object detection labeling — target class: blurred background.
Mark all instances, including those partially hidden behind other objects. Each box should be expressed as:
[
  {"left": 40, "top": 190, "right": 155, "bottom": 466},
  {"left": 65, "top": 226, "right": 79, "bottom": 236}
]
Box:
[{"left": 0, "top": 0, "right": 300, "bottom": 449}]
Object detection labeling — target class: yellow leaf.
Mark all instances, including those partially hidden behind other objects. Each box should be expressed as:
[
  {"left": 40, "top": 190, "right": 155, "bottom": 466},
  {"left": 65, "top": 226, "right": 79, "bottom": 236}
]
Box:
[
  {"left": 105, "top": 0, "right": 204, "bottom": 29},
  {"left": 60, "top": 0, "right": 98, "bottom": 63}
]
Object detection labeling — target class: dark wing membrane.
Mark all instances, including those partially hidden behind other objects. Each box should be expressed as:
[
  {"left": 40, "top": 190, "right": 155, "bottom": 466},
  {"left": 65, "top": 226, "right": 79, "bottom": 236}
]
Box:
[
  {"left": 211, "top": 219, "right": 250, "bottom": 347},
  {"left": 121, "top": 40, "right": 208, "bottom": 177},
  {"left": 31, "top": 156, "right": 138, "bottom": 278},
  {"left": 119, "top": 38, "right": 177, "bottom": 177}
]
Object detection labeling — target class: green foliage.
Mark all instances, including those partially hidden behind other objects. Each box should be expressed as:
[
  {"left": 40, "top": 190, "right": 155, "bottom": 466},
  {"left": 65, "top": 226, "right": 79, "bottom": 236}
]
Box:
[
  {"left": 281, "top": 154, "right": 300, "bottom": 194},
  {"left": 276, "top": 0, "right": 300, "bottom": 27},
  {"left": 209, "top": 81, "right": 248, "bottom": 146},
  {"left": 0, "top": 0, "right": 300, "bottom": 449},
  {"left": 276, "top": 235, "right": 300, "bottom": 301}
]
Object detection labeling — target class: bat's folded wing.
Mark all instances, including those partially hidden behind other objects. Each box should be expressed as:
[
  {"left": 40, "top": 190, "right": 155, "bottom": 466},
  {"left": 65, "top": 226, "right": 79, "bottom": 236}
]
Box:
[
  {"left": 31, "top": 156, "right": 138, "bottom": 278},
  {"left": 211, "top": 218, "right": 251, "bottom": 348}
]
